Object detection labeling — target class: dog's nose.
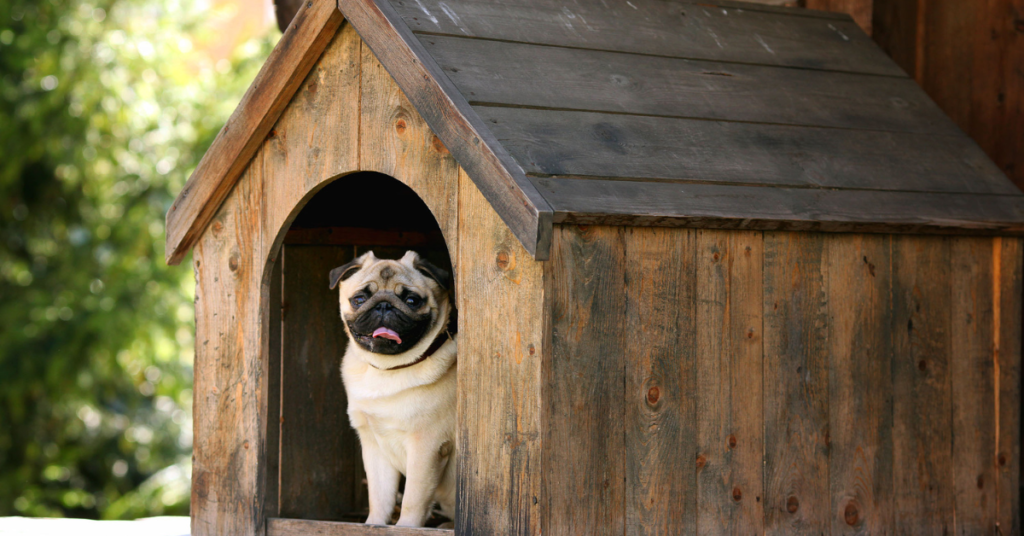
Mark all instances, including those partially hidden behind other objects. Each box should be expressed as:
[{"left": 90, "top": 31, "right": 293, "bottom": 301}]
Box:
[{"left": 374, "top": 301, "right": 393, "bottom": 312}]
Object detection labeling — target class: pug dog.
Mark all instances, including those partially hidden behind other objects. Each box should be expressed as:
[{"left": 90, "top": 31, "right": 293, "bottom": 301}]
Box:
[{"left": 330, "top": 250, "right": 457, "bottom": 527}]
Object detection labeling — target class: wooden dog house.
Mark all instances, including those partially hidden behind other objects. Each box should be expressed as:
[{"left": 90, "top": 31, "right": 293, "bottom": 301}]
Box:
[{"left": 165, "top": 0, "right": 1024, "bottom": 534}]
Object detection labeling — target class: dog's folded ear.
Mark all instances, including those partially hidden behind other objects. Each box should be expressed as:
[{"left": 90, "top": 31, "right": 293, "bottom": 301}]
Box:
[
  {"left": 414, "top": 256, "right": 450, "bottom": 291},
  {"left": 329, "top": 258, "right": 363, "bottom": 289}
]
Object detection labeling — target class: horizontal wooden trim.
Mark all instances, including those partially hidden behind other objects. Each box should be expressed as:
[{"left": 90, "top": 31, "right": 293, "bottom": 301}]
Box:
[
  {"left": 340, "top": 0, "right": 554, "bottom": 260},
  {"left": 267, "top": 518, "right": 453, "bottom": 535},
  {"left": 164, "top": 0, "right": 345, "bottom": 265},
  {"left": 532, "top": 177, "right": 1024, "bottom": 235},
  {"left": 283, "top": 226, "right": 446, "bottom": 246}
]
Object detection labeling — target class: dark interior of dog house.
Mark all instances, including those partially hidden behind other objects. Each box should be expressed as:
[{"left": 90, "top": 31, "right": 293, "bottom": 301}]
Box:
[{"left": 263, "top": 172, "right": 453, "bottom": 526}]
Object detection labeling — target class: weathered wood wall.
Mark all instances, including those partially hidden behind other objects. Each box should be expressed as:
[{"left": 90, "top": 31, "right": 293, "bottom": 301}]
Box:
[
  {"left": 544, "top": 227, "right": 1022, "bottom": 536},
  {"left": 804, "top": 0, "right": 1024, "bottom": 190}
]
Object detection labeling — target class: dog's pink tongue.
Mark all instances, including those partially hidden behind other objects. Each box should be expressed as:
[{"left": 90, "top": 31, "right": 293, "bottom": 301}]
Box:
[{"left": 372, "top": 327, "right": 402, "bottom": 344}]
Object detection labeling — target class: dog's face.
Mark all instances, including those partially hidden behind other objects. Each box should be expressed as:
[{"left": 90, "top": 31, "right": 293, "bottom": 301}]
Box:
[{"left": 330, "top": 250, "right": 450, "bottom": 355}]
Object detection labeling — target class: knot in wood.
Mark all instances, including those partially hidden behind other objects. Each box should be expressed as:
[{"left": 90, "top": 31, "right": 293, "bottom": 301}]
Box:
[
  {"left": 998, "top": 453, "right": 1007, "bottom": 466},
  {"left": 727, "top": 434, "right": 737, "bottom": 449},
  {"left": 695, "top": 454, "right": 707, "bottom": 469},
  {"left": 844, "top": 501, "right": 859, "bottom": 525},
  {"left": 646, "top": 386, "right": 660, "bottom": 405},
  {"left": 786, "top": 496, "right": 799, "bottom": 514},
  {"left": 732, "top": 487, "right": 742, "bottom": 501},
  {"left": 431, "top": 135, "right": 449, "bottom": 155},
  {"left": 917, "top": 359, "right": 928, "bottom": 372},
  {"left": 712, "top": 251, "right": 720, "bottom": 262},
  {"left": 228, "top": 254, "right": 239, "bottom": 272},
  {"left": 395, "top": 119, "right": 407, "bottom": 135},
  {"left": 496, "top": 250, "right": 511, "bottom": 270}
]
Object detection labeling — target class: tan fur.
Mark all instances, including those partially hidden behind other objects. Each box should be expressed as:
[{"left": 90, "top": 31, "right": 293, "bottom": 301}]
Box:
[{"left": 337, "top": 251, "right": 456, "bottom": 527}]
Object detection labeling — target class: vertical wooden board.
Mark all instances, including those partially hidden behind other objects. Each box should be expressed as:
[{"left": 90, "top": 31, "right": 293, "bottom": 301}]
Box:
[
  {"left": 950, "top": 237, "right": 996, "bottom": 534},
  {"left": 265, "top": 258, "right": 283, "bottom": 518},
  {"left": 456, "top": 170, "right": 543, "bottom": 535},
  {"left": 762, "top": 231, "right": 830, "bottom": 536},
  {"left": 695, "top": 230, "right": 765, "bottom": 535},
  {"left": 360, "top": 42, "right": 460, "bottom": 269},
  {"left": 622, "top": 227, "right": 697, "bottom": 536},
  {"left": 544, "top": 224, "right": 627, "bottom": 536},
  {"left": 996, "top": 238, "right": 1022, "bottom": 536},
  {"left": 891, "top": 236, "right": 954, "bottom": 535},
  {"left": 278, "top": 244, "right": 367, "bottom": 521},
  {"left": 191, "top": 156, "right": 266, "bottom": 536},
  {"left": 826, "top": 235, "right": 894, "bottom": 536},
  {"left": 262, "top": 22, "right": 360, "bottom": 248}
]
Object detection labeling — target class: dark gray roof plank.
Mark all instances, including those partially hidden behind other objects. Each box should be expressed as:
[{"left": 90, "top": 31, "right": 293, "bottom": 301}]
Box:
[
  {"left": 340, "top": 0, "right": 554, "bottom": 259},
  {"left": 532, "top": 177, "right": 1024, "bottom": 234},
  {"left": 423, "top": 34, "right": 957, "bottom": 134},
  {"left": 392, "top": 0, "right": 905, "bottom": 76},
  {"left": 481, "top": 107, "right": 1016, "bottom": 195}
]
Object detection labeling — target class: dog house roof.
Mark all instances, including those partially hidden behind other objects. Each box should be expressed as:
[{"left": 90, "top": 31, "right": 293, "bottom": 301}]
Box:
[{"left": 165, "top": 0, "right": 1024, "bottom": 264}]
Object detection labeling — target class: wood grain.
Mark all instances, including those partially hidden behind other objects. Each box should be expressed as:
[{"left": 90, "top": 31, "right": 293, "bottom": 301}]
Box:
[
  {"left": 166, "top": 0, "right": 343, "bottom": 265},
  {"left": 762, "top": 232, "right": 829, "bottom": 536},
  {"left": 392, "top": 0, "right": 900, "bottom": 75},
  {"left": 804, "top": 0, "right": 873, "bottom": 33},
  {"left": 262, "top": 22, "right": 362, "bottom": 254},
  {"left": 544, "top": 224, "right": 627, "bottom": 535},
  {"left": 949, "top": 237, "right": 997, "bottom": 535},
  {"left": 482, "top": 106, "right": 1014, "bottom": 194},
  {"left": 359, "top": 44, "right": 460, "bottom": 268},
  {"left": 826, "top": 234, "right": 894, "bottom": 535},
  {"left": 278, "top": 245, "right": 368, "bottom": 521},
  {"left": 871, "top": 0, "right": 1024, "bottom": 190},
  {"left": 266, "top": 258, "right": 284, "bottom": 518},
  {"left": 995, "top": 237, "right": 1022, "bottom": 536},
  {"left": 267, "top": 518, "right": 452, "bottom": 535},
  {"left": 530, "top": 177, "right": 1024, "bottom": 235},
  {"left": 695, "top": 230, "right": 764, "bottom": 535},
  {"left": 191, "top": 152, "right": 268, "bottom": 536},
  {"left": 455, "top": 170, "right": 543, "bottom": 535},
  {"left": 422, "top": 34, "right": 954, "bottom": 134},
  {"left": 339, "top": 0, "right": 554, "bottom": 260},
  {"left": 623, "top": 227, "right": 697, "bottom": 535},
  {"left": 891, "top": 236, "right": 954, "bottom": 535}
]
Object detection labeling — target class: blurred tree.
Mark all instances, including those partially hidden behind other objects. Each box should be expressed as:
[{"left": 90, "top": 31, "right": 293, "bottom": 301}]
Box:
[{"left": 0, "top": 0, "right": 274, "bottom": 519}]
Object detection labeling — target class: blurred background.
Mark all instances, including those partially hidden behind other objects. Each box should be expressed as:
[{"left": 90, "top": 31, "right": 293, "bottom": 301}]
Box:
[
  {"left": 0, "top": 0, "right": 276, "bottom": 519},
  {"left": 1, "top": 0, "right": 1021, "bottom": 523}
]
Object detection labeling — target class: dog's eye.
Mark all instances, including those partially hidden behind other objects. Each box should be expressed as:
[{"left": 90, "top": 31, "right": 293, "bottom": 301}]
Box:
[
  {"left": 351, "top": 295, "right": 367, "bottom": 307},
  {"left": 405, "top": 295, "right": 422, "bottom": 308}
]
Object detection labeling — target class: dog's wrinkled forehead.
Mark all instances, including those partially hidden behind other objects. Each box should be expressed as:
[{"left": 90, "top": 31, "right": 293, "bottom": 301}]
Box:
[{"left": 330, "top": 250, "right": 446, "bottom": 296}]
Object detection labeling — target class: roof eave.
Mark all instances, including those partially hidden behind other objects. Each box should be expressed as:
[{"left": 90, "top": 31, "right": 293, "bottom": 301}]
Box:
[{"left": 164, "top": 0, "right": 345, "bottom": 265}]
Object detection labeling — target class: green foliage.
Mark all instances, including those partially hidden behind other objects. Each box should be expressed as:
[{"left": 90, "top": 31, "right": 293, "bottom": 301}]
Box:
[{"left": 0, "top": 0, "right": 275, "bottom": 518}]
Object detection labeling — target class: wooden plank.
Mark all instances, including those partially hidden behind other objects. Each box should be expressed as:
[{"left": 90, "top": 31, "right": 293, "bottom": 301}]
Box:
[
  {"left": 262, "top": 22, "right": 362, "bottom": 254},
  {"left": 267, "top": 518, "right": 452, "bottom": 535},
  {"left": 695, "top": 230, "right": 764, "bottom": 535},
  {"left": 891, "top": 236, "right": 954, "bottom": 535},
  {"left": 530, "top": 177, "right": 1024, "bottom": 236},
  {"left": 622, "top": 227, "right": 697, "bottom": 535},
  {"left": 166, "top": 0, "right": 344, "bottom": 265},
  {"left": 422, "top": 35, "right": 954, "bottom": 134},
  {"left": 455, "top": 170, "right": 543, "bottom": 534},
  {"left": 392, "top": 0, "right": 902, "bottom": 76},
  {"left": 826, "top": 234, "right": 894, "bottom": 536},
  {"left": 339, "top": 0, "right": 554, "bottom": 260},
  {"left": 481, "top": 107, "right": 1015, "bottom": 195},
  {"left": 804, "top": 0, "right": 873, "bottom": 33},
  {"left": 284, "top": 227, "right": 445, "bottom": 247},
  {"left": 996, "top": 238, "right": 1023, "bottom": 536},
  {"left": 544, "top": 224, "right": 627, "bottom": 535},
  {"left": 949, "top": 237, "right": 997, "bottom": 534},
  {"left": 278, "top": 245, "right": 367, "bottom": 521},
  {"left": 265, "top": 258, "right": 284, "bottom": 518},
  {"left": 359, "top": 43, "right": 460, "bottom": 269},
  {"left": 762, "top": 232, "right": 829, "bottom": 535},
  {"left": 191, "top": 153, "right": 267, "bottom": 536}
]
